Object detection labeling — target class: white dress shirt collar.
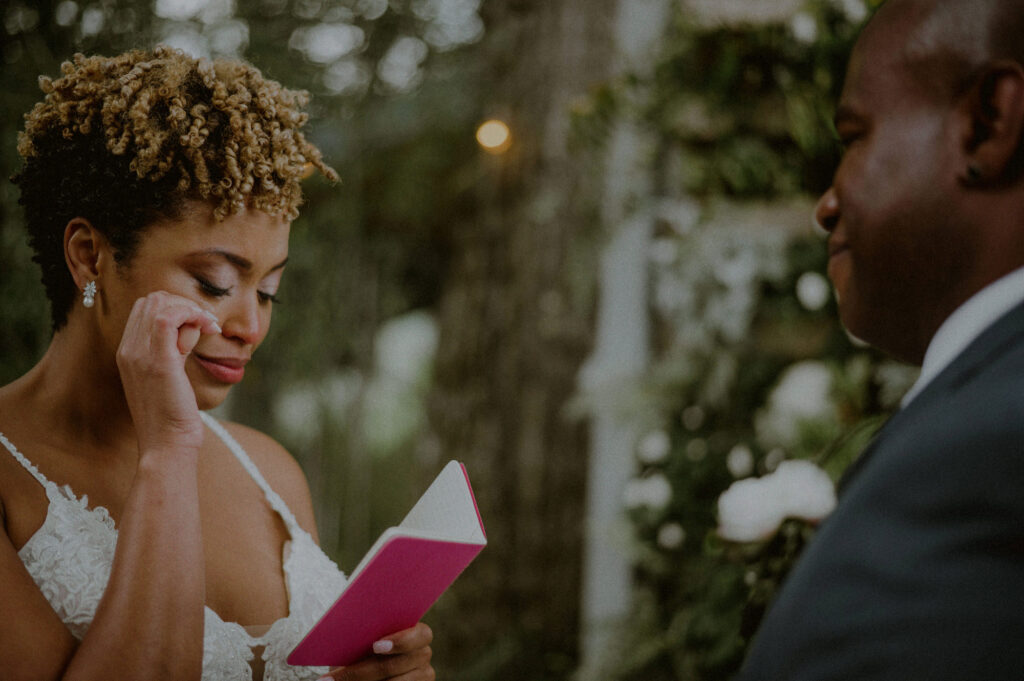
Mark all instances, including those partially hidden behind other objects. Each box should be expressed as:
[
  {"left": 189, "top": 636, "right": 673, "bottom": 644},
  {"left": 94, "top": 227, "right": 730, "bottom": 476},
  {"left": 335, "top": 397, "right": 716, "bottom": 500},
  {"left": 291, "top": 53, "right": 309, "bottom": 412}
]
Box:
[{"left": 901, "top": 266, "right": 1024, "bottom": 408}]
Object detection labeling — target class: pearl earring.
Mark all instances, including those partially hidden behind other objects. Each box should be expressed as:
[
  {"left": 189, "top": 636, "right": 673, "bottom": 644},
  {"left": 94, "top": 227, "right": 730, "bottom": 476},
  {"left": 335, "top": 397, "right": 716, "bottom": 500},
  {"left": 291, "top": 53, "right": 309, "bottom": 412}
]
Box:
[{"left": 83, "top": 281, "right": 97, "bottom": 308}]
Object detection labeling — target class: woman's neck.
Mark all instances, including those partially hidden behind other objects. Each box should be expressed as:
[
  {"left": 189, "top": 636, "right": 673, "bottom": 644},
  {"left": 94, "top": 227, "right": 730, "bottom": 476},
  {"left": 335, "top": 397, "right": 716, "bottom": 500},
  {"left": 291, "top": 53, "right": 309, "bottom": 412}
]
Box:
[{"left": 9, "top": 322, "right": 139, "bottom": 457}]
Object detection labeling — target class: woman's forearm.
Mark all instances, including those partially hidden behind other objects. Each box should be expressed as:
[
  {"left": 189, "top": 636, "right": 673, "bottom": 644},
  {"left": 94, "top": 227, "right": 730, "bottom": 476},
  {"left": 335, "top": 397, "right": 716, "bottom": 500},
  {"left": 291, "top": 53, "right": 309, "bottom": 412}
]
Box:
[{"left": 62, "top": 450, "right": 205, "bottom": 681}]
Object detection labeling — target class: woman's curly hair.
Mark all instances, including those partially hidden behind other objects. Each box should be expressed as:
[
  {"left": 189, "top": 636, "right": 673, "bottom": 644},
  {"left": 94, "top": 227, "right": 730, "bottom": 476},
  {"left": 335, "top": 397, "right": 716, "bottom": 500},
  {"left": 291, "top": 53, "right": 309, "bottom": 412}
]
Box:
[{"left": 13, "top": 45, "right": 338, "bottom": 330}]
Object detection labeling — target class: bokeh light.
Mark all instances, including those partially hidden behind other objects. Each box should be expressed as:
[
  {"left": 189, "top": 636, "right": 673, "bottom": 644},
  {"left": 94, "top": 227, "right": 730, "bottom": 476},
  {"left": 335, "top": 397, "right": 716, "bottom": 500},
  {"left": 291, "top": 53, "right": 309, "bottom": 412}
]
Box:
[{"left": 475, "top": 119, "right": 511, "bottom": 154}]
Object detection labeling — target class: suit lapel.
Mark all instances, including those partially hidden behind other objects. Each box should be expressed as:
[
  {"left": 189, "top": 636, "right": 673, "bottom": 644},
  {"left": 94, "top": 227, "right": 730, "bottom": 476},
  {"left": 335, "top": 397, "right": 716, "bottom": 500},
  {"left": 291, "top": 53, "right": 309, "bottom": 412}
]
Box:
[{"left": 838, "top": 299, "right": 1024, "bottom": 492}]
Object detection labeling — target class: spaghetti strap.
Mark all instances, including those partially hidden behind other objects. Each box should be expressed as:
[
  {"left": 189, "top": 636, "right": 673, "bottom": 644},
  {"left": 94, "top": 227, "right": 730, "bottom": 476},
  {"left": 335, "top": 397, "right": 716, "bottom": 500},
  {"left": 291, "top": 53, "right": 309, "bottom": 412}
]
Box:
[
  {"left": 0, "top": 431, "right": 61, "bottom": 495},
  {"left": 199, "top": 412, "right": 305, "bottom": 537}
]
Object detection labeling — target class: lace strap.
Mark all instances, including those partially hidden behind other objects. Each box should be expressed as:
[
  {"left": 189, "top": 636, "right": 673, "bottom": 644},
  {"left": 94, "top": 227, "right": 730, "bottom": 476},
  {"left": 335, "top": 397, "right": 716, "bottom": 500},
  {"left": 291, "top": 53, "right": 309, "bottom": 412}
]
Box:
[
  {"left": 0, "top": 431, "right": 60, "bottom": 494},
  {"left": 199, "top": 412, "right": 304, "bottom": 537}
]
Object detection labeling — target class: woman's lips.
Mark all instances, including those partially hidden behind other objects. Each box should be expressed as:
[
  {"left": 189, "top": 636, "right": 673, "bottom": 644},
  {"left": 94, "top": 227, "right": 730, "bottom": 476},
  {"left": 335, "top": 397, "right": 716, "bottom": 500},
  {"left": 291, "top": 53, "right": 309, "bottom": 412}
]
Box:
[{"left": 193, "top": 354, "right": 248, "bottom": 384}]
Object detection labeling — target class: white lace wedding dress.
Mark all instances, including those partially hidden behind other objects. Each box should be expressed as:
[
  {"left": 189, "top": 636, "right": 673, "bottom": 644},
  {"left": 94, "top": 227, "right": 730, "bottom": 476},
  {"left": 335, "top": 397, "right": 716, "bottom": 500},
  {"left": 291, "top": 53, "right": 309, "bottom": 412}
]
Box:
[{"left": 0, "top": 411, "right": 348, "bottom": 681}]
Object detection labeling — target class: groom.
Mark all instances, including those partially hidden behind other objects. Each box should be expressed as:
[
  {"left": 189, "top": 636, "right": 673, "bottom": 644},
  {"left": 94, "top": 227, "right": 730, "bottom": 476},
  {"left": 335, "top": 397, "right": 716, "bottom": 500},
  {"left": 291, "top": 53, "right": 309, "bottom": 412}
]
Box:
[{"left": 738, "top": 0, "right": 1024, "bottom": 679}]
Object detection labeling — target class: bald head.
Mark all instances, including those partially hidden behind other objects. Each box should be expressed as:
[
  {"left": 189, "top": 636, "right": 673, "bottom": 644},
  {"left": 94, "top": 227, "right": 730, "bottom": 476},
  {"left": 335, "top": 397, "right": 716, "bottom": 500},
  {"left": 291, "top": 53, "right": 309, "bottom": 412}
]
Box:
[
  {"left": 862, "top": 0, "right": 1024, "bottom": 101},
  {"left": 815, "top": 0, "right": 1024, "bottom": 361}
]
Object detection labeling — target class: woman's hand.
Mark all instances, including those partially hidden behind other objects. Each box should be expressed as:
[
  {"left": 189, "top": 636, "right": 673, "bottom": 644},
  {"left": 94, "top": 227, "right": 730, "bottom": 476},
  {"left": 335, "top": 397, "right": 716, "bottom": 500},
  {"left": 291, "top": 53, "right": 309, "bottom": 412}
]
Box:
[
  {"left": 319, "top": 623, "right": 434, "bottom": 681},
  {"left": 117, "top": 290, "right": 221, "bottom": 454}
]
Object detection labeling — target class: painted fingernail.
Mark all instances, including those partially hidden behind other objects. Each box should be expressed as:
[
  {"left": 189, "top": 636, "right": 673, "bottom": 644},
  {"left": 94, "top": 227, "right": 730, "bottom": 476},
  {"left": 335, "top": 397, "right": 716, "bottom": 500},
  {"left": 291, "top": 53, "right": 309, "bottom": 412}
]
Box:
[
  {"left": 373, "top": 640, "right": 394, "bottom": 654},
  {"left": 198, "top": 310, "right": 221, "bottom": 333}
]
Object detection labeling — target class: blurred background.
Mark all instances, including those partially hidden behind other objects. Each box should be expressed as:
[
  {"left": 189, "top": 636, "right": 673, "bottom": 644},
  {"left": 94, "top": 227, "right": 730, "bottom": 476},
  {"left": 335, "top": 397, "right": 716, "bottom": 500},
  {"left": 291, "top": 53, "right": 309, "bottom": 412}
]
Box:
[{"left": 1, "top": 0, "right": 914, "bottom": 679}]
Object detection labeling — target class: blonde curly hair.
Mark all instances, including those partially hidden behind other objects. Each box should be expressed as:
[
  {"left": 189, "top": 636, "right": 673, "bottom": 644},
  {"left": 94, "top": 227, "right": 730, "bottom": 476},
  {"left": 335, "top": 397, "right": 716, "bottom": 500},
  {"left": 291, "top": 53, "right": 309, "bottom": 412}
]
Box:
[{"left": 14, "top": 46, "right": 337, "bottom": 329}]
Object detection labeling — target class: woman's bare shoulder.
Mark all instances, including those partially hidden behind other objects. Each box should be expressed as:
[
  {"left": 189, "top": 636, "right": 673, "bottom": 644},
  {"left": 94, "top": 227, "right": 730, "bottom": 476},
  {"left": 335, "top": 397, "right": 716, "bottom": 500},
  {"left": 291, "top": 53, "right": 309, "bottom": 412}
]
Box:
[{"left": 213, "top": 419, "right": 320, "bottom": 541}]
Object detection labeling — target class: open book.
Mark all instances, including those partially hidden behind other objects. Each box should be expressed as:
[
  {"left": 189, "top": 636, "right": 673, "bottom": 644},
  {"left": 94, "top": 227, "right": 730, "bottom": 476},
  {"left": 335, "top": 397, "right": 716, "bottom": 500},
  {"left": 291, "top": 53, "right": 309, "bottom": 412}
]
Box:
[{"left": 287, "top": 460, "right": 487, "bottom": 667}]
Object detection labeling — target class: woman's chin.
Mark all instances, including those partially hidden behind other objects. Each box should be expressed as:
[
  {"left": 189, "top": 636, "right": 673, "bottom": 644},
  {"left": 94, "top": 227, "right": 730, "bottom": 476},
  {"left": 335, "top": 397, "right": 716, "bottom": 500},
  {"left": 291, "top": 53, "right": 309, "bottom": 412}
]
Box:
[
  {"left": 186, "top": 360, "right": 236, "bottom": 412},
  {"left": 198, "top": 395, "right": 229, "bottom": 412},
  {"left": 192, "top": 381, "right": 233, "bottom": 412},
  {"left": 192, "top": 385, "right": 231, "bottom": 411}
]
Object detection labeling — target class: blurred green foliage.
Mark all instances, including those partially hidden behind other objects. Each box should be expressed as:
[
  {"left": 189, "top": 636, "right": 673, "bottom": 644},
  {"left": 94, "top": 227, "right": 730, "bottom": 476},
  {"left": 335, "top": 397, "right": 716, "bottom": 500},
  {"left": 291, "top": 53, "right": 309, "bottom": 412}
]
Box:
[{"left": 571, "top": 1, "right": 902, "bottom": 680}]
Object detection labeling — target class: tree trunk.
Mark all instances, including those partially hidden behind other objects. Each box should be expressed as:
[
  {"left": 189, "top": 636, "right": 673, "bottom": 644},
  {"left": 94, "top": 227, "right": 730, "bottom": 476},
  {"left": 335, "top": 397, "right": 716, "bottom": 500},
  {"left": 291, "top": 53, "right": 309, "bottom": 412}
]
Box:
[{"left": 426, "top": 1, "right": 616, "bottom": 678}]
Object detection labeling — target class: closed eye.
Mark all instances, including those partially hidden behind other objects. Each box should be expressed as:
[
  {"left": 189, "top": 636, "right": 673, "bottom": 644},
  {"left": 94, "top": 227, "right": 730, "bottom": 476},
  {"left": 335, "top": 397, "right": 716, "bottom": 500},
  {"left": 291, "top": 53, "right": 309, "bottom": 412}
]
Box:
[
  {"left": 196, "top": 276, "right": 232, "bottom": 298},
  {"left": 258, "top": 290, "right": 281, "bottom": 305}
]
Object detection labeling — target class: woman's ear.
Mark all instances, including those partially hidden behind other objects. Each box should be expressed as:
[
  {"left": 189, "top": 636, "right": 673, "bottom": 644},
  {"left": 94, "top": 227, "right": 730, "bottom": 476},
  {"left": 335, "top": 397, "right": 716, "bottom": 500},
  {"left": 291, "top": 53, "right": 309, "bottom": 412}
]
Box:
[
  {"left": 63, "top": 218, "right": 107, "bottom": 291},
  {"left": 962, "top": 61, "right": 1024, "bottom": 184}
]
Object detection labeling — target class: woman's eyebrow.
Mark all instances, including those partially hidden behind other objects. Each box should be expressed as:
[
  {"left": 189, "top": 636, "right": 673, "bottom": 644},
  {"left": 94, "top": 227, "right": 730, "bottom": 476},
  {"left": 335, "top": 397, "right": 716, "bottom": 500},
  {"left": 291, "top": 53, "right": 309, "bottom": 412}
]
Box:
[{"left": 189, "top": 249, "right": 289, "bottom": 272}]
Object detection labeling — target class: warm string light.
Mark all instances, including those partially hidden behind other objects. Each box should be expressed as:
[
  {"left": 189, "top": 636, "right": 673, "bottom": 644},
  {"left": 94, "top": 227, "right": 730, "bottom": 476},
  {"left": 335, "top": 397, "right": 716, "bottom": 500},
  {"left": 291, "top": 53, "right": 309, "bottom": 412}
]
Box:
[{"left": 476, "top": 119, "right": 511, "bottom": 154}]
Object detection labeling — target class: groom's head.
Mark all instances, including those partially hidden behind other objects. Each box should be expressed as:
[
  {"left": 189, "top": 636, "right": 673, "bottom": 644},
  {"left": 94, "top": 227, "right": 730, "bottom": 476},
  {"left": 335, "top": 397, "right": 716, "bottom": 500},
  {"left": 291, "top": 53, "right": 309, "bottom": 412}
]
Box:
[{"left": 815, "top": 0, "right": 1024, "bottom": 364}]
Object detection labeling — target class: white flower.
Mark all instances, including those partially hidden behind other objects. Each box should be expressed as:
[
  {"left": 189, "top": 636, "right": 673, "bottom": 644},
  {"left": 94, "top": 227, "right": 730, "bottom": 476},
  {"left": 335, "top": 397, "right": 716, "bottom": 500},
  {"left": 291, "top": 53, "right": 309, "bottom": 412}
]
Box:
[
  {"left": 726, "top": 444, "right": 755, "bottom": 478},
  {"left": 290, "top": 23, "right": 366, "bottom": 64},
  {"left": 657, "top": 522, "right": 686, "bottom": 550},
  {"left": 716, "top": 459, "right": 836, "bottom": 542},
  {"left": 772, "top": 460, "right": 837, "bottom": 521},
  {"left": 717, "top": 477, "right": 785, "bottom": 542},
  {"left": 755, "top": 361, "right": 834, "bottom": 448},
  {"left": 796, "top": 271, "right": 831, "bottom": 311},
  {"left": 637, "top": 430, "right": 671, "bottom": 465},
  {"left": 155, "top": 0, "right": 206, "bottom": 21},
  {"left": 835, "top": 0, "right": 868, "bottom": 23},
  {"left": 875, "top": 361, "right": 921, "bottom": 409},
  {"left": 623, "top": 474, "right": 674, "bottom": 511},
  {"left": 790, "top": 12, "right": 818, "bottom": 44}
]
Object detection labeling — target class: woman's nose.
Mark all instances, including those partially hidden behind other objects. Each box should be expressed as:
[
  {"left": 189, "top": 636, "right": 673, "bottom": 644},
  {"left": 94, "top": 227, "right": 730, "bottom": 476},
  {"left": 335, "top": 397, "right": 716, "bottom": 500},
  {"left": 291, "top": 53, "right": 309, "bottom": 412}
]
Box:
[
  {"left": 815, "top": 186, "right": 839, "bottom": 233},
  {"left": 220, "top": 297, "right": 263, "bottom": 345}
]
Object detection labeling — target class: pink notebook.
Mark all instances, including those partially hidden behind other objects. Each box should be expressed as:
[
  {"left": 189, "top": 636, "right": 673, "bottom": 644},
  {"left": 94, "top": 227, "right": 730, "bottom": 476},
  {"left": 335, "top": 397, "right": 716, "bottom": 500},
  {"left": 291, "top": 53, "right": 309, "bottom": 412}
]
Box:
[{"left": 287, "top": 461, "right": 487, "bottom": 667}]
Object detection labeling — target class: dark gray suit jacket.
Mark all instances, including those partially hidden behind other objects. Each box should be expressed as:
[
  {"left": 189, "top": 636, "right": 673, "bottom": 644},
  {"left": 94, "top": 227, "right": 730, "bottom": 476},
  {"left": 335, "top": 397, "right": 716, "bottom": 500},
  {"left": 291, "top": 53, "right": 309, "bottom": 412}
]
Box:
[{"left": 738, "top": 301, "right": 1024, "bottom": 680}]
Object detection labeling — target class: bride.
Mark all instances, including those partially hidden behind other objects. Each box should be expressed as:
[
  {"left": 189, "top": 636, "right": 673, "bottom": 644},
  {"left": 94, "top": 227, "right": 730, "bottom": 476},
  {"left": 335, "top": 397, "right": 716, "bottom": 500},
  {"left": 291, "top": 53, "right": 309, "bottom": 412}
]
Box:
[{"left": 0, "top": 47, "right": 433, "bottom": 681}]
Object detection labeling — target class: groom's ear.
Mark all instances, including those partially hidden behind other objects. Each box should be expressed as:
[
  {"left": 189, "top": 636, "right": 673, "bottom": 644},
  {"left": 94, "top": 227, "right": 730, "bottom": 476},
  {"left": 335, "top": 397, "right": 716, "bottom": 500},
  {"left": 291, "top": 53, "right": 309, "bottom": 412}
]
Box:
[{"left": 959, "top": 60, "right": 1024, "bottom": 184}]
